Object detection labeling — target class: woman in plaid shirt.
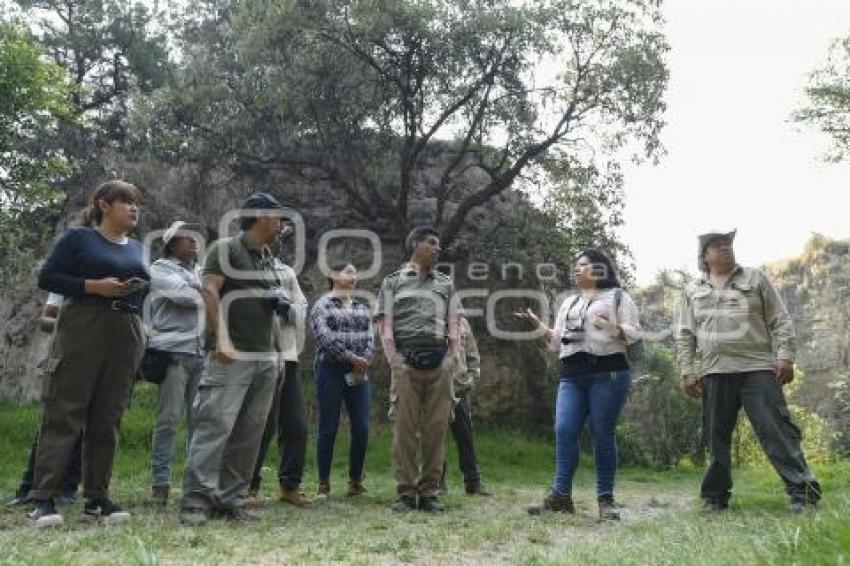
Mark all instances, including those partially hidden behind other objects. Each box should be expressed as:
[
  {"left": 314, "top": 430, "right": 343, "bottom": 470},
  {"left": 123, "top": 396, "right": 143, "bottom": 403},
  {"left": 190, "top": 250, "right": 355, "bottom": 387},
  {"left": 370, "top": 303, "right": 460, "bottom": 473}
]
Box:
[{"left": 309, "top": 263, "right": 374, "bottom": 498}]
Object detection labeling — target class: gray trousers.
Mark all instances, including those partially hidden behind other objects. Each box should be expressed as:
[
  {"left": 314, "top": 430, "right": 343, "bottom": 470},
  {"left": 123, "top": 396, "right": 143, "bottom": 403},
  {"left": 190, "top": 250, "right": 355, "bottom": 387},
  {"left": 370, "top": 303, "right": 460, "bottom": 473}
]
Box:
[
  {"left": 181, "top": 356, "right": 276, "bottom": 511},
  {"left": 151, "top": 353, "right": 204, "bottom": 488},
  {"left": 701, "top": 371, "right": 821, "bottom": 504}
]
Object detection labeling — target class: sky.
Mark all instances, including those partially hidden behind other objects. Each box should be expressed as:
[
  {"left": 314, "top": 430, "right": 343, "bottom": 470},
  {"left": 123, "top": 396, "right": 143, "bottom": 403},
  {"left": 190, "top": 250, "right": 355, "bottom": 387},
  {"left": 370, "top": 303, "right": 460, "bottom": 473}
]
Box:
[{"left": 621, "top": 0, "right": 850, "bottom": 284}]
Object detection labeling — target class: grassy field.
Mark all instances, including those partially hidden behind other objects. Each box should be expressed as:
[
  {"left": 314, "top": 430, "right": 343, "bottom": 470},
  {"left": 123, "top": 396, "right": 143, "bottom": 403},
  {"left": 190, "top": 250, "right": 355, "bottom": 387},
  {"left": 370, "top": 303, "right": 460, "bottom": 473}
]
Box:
[{"left": 1, "top": 383, "right": 848, "bottom": 565}]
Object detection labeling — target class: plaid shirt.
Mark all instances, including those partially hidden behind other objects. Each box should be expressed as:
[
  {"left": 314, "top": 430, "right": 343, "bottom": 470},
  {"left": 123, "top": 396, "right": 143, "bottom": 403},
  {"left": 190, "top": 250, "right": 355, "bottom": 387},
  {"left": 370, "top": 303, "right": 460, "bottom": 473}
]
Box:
[{"left": 310, "top": 294, "right": 374, "bottom": 363}]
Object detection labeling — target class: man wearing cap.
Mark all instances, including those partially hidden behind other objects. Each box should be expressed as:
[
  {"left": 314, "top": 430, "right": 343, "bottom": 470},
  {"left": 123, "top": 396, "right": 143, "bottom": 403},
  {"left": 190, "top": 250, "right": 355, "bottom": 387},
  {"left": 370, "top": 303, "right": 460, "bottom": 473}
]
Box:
[
  {"left": 180, "top": 193, "right": 284, "bottom": 525},
  {"left": 677, "top": 229, "right": 821, "bottom": 514},
  {"left": 147, "top": 221, "right": 205, "bottom": 505},
  {"left": 375, "top": 226, "right": 462, "bottom": 513}
]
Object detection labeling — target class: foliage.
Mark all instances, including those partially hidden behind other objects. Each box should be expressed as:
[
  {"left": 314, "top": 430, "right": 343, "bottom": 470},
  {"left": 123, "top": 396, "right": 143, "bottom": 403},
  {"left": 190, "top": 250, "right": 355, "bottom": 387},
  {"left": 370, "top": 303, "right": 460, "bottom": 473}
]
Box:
[
  {"left": 827, "top": 371, "right": 850, "bottom": 457},
  {"left": 0, "top": 23, "right": 72, "bottom": 289},
  {"left": 795, "top": 37, "right": 850, "bottom": 161},
  {"left": 137, "top": 0, "right": 668, "bottom": 250},
  {"left": 620, "top": 343, "right": 703, "bottom": 468}
]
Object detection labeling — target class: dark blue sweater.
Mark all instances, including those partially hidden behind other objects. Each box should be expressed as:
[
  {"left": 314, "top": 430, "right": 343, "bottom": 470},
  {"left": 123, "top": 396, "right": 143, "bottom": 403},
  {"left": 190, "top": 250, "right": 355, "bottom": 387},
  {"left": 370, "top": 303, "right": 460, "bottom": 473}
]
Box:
[{"left": 38, "top": 227, "right": 149, "bottom": 307}]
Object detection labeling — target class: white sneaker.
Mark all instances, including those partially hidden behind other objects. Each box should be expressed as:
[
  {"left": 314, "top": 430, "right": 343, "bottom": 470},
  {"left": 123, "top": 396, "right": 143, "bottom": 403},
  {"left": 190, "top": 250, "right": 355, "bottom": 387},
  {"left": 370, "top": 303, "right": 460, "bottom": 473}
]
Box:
[{"left": 29, "top": 500, "right": 64, "bottom": 528}]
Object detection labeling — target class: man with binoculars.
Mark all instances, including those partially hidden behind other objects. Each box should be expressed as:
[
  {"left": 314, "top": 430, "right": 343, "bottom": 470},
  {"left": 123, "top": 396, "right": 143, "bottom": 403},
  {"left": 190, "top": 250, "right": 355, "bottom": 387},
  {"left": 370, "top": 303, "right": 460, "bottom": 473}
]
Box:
[{"left": 179, "top": 192, "right": 288, "bottom": 525}]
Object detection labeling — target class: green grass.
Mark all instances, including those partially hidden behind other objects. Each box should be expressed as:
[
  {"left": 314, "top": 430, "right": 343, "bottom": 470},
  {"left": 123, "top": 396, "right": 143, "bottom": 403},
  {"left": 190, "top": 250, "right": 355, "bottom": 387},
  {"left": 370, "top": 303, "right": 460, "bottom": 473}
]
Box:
[{"left": 1, "top": 384, "right": 848, "bottom": 565}]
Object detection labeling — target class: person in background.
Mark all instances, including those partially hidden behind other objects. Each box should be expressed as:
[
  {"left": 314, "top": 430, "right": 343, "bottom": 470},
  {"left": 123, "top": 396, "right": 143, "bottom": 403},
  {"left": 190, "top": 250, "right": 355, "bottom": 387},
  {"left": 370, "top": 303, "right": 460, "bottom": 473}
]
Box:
[
  {"left": 677, "top": 229, "right": 821, "bottom": 514},
  {"left": 246, "top": 229, "right": 313, "bottom": 508},
  {"left": 439, "top": 315, "right": 491, "bottom": 497},
  {"left": 518, "top": 248, "right": 641, "bottom": 521},
  {"left": 28, "top": 179, "right": 148, "bottom": 528},
  {"left": 148, "top": 221, "right": 205, "bottom": 505},
  {"left": 310, "top": 263, "right": 373, "bottom": 499},
  {"left": 5, "top": 293, "right": 83, "bottom": 508}
]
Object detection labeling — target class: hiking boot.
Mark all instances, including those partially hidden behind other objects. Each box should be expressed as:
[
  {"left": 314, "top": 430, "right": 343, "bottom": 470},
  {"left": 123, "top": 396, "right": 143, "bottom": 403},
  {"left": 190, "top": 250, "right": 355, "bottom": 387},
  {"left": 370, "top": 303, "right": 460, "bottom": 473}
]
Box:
[
  {"left": 465, "top": 483, "right": 493, "bottom": 497},
  {"left": 151, "top": 485, "right": 169, "bottom": 506},
  {"left": 315, "top": 482, "right": 330, "bottom": 501},
  {"left": 700, "top": 499, "right": 729, "bottom": 515},
  {"left": 418, "top": 496, "right": 446, "bottom": 513},
  {"left": 179, "top": 506, "right": 209, "bottom": 526},
  {"left": 347, "top": 479, "right": 367, "bottom": 497},
  {"left": 389, "top": 495, "right": 417, "bottom": 513},
  {"left": 527, "top": 491, "right": 574, "bottom": 515},
  {"left": 83, "top": 497, "right": 131, "bottom": 525},
  {"left": 598, "top": 495, "right": 620, "bottom": 521},
  {"left": 279, "top": 487, "right": 314, "bottom": 508},
  {"left": 244, "top": 488, "right": 263, "bottom": 509},
  {"left": 28, "top": 499, "right": 64, "bottom": 528}
]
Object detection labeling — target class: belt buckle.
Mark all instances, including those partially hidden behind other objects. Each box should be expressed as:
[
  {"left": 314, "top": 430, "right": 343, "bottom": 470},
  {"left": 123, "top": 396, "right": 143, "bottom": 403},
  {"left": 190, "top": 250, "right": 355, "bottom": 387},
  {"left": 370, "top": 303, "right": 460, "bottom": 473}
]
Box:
[{"left": 110, "top": 300, "right": 121, "bottom": 311}]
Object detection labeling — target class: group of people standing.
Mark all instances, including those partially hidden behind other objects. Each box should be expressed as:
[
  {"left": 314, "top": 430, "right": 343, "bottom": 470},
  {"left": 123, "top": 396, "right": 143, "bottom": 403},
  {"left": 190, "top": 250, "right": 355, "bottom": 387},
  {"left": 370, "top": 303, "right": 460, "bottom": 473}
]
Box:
[{"left": 7, "top": 179, "right": 823, "bottom": 529}]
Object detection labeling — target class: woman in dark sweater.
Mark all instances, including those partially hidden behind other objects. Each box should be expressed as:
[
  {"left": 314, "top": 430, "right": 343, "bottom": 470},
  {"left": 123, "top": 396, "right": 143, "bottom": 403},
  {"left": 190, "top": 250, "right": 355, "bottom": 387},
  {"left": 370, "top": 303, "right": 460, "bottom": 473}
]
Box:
[
  {"left": 517, "top": 249, "right": 641, "bottom": 520},
  {"left": 28, "top": 180, "right": 148, "bottom": 528}
]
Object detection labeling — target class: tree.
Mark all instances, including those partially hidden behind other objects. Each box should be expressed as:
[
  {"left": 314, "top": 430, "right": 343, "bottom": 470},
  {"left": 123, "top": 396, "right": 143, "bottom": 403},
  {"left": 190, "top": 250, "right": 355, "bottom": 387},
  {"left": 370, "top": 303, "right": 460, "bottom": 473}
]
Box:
[
  {"left": 142, "top": 0, "right": 668, "bottom": 252},
  {"left": 795, "top": 37, "right": 850, "bottom": 162},
  {"left": 0, "top": 23, "right": 73, "bottom": 289}
]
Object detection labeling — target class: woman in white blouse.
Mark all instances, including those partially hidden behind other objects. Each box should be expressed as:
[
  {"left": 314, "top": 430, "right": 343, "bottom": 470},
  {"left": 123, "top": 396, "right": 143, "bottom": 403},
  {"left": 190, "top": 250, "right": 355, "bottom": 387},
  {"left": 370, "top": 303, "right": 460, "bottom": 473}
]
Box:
[{"left": 516, "top": 249, "right": 641, "bottom": 520}]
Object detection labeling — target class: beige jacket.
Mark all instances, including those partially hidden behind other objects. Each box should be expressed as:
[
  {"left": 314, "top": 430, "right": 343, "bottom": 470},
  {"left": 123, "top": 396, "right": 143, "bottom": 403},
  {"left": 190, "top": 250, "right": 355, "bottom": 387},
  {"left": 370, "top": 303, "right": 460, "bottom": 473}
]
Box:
[
  {"left": 454, "top": 317, "right": 480, "bottom": 392},
  {"left": 676, "top": 266, "right": 796, "bottom": 378}
]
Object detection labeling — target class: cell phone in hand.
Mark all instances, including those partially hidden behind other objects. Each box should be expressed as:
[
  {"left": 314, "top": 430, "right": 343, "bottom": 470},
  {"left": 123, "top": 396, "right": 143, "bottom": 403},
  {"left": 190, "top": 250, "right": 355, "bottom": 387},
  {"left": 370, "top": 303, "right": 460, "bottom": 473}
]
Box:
[{"left": 124, "top": 277, "right": 149, "bottom": 293}]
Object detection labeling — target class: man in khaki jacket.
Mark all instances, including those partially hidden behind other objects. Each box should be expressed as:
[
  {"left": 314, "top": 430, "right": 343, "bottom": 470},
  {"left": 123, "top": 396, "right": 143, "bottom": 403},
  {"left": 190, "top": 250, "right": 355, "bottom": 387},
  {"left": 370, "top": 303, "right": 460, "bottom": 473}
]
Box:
[
  {"left": 677, "top": 229, "right": 821, "bottom": 514},
  {"left": 439, "top": 316, "right": 491, "bottom": 496}
]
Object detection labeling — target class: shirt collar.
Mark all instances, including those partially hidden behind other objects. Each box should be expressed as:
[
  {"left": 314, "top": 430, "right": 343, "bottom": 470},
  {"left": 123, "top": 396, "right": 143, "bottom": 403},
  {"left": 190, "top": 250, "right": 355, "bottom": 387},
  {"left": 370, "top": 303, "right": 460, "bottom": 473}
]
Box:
[
  {"left": 698, "top": 264, "right": 743, "bottom": 286},
  {"left": 401, "top": 262, "right": 435, "bottom": 279}
]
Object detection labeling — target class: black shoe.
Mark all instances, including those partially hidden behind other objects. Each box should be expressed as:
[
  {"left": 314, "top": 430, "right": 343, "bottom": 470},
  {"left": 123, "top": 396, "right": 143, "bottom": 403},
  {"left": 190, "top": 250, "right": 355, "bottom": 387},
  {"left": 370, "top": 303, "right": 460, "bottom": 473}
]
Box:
[
  {"left": 83, "top": 498, "right": 131, "bottom": 524},
  {"left": 179, "top": 506, "right": 209, "bottom": 526},
  {"left": 700, "top": 499, "right": 729, "bottom": 515},
  {"left": 28, "top": 499, "right": 64, "bottom": 528},
  {"left": 528, "top": 491, "right": 574, "bottom": 515},
  {"left": 418, "top": 496, "right": 446, "bottom": 513},
  {"left": 598, "top": 495, "right": 620, "bottom": 521},
  {"left": 389, "top": 496, "right": 418, "bottom": 513}
]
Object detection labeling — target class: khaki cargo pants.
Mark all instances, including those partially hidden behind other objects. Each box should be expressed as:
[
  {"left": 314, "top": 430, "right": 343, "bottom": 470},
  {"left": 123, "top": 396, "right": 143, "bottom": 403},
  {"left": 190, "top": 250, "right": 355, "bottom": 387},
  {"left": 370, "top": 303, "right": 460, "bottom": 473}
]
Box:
[{"left": 389, "top": 356, "right": 456, "bottom": 499}]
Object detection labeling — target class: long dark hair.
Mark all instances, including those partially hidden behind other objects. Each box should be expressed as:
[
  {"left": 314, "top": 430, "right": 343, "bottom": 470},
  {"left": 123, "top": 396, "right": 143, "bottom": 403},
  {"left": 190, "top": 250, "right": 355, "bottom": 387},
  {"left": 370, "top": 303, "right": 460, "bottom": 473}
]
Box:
[{"left": 577, "top": 248, "right": 620, "bottom": 290}]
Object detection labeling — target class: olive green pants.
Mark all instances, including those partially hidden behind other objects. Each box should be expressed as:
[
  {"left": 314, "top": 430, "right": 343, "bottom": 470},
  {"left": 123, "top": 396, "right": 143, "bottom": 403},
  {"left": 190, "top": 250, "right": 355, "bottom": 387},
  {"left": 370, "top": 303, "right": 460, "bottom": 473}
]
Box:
[{"left": 29, "top": 303, "right": 145, "bottom": 500}]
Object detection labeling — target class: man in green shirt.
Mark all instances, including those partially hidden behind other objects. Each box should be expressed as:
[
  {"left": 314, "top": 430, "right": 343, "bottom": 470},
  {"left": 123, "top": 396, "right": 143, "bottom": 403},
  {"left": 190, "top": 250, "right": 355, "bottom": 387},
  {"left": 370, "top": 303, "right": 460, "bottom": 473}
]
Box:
[
  {"left": 375, "top": 226, "right": 462, "bottom": 513},
  {"left": 677, "top": 229, "right": 821, "bottom": 514},
  {"left": 180, "top": 193, "right": 284, "bottom": 525}
]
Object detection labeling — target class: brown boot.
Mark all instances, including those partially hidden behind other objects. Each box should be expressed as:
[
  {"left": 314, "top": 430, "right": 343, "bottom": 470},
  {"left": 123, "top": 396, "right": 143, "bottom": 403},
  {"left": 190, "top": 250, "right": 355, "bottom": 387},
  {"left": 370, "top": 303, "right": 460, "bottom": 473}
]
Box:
[
  {"left": 347, "top": 479, "right": 367, "bottom": 497},
  {"left": 279, "top": 486, "right": 314, "bottom": 508},
  {"left": 315, "top": 482, "right": 330, "bottom": 500},
  {"left": 527, "top": 491, "right": 574, "bottom": 515},
  {"left": 151, "top": 485, "right": 169, "bottom": 506},
  {"left": 244, "top": 488, "right": 263, "bottom": 509}
]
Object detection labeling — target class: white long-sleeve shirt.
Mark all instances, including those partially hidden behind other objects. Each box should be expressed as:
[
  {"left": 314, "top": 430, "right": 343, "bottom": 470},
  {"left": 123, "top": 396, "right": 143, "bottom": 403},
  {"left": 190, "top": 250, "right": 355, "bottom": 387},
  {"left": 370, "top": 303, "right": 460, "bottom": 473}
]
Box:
[{"left": 550, "top": 288, "right": 642, "bottom": 359}]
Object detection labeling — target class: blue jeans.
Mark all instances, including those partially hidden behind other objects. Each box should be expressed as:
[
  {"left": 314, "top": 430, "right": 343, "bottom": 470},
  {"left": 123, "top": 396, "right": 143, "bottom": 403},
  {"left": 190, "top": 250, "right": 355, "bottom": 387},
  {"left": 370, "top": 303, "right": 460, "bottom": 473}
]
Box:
[
  {"left": 553, "top": 369, "right": 631, "bottom": 497},
  {"left": 314, "top": 355, "right": 371, "bottom": 483}
]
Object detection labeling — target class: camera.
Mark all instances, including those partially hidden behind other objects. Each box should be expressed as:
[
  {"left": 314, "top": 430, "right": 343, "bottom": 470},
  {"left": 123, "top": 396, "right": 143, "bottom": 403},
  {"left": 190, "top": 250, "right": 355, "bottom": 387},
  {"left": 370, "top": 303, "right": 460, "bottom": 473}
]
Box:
[
  {"left": 561, "top": 325, "right": 586, "bottom": 345},
  {"left": 268, "top": 288, "right": 292, "bottom": 321}
]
